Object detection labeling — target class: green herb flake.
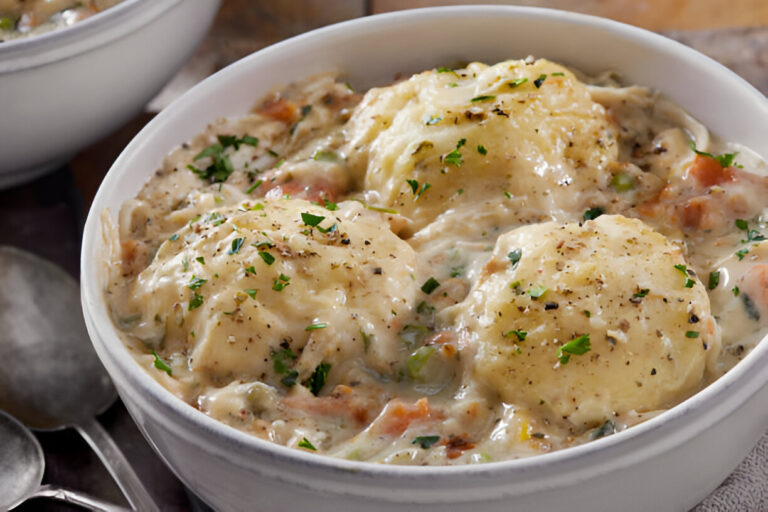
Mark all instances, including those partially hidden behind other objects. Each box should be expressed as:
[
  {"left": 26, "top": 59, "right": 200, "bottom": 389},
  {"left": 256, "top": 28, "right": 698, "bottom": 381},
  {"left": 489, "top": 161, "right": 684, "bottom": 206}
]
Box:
[
  {"left": 503, "top": 329, "right": 527, "bottom": 342},
  {"left": 736, "top": 249, "right": 749, "bottom": 261},
  {"left": 169, "top": 233, "right": 179, "bottom": 241},
  {"left": 322, "top": 198, "right": 339, "bottom": 211},
  {"left": 301, "top": 212, "right": 325, "bottom": 227},
  {"left": 583, "top": 207, "right": 604, "bottom": 220},
  {"left": 188, "top": 292, "right": 204, "bottom": 311},
  {"left": 305, "top": 323, "right": 328, "bottom": 331},
  {"left": 584, "top": 310, "right": 592, "bottom": 318},
  {"left": 477, "top": 144, "right": 487, "bottom": 155},
  {"left": 244, "top": 289, "right": 257, "bottom": 299},
  {"left": 246, "top": 180, "right": 263, "bottom": 194},
  {"left": 268, "top": 149, "right": 279, "bottom": 157},
  {"left": 552, "top": 72, "right": 566, "bottom": 77},
  {"left": 527, "top": 285, "right": 548, "bottom": 299},
  {"left": 229, "top": 237, "right": 245, "bottom": 255},
  {"left": 245, "top": 265, "right": 257, "bottom": 276},
  {"left": 733, "top": 286, "right": 741, "bottom": 296},
  {"left": 196, "top": 256, "right": 205, "bottom": 265},
  {"left": 298, "top": 438, "right": 317, "bottom": 451},
  {"left": 425, "top": 115, "right": 442, "bottom": 126},
  {"left": 152, "top": 350, "right": 172, "bottom": 376},
  {"left": 471, "top": 95, "right": 496, "bottom": 103},
  {"left": 259, "top": 251, "right": 275, "bottom": 265},
  {"left": 0, "top": 17, "right": 16, "bottom": 30},
  {"left": 735, "top": 219, "right": 749, "bottom": 231},
  {"left": 407, "top": 346, "right": 436, "bottom": 380},
  {"left": 421, "top": 277, "right": 440, "bottom": 295},
  {"left": 450, "top": 266, "right": 464, "bottom": 278},
  {"left": 275, "top": 158, "right": 286, "bottom": 168},
  {"left": 508, "top": 77, "right": 528, "bottom": 88},
  {"left": 633, "top": 289, "right": 650, "bottom": 298},
  {"left": 556, "top": 334, "right": 591, "bottom": 364},
  {"left": 272, "top": 273, "right": 291, "bottom": 291},
  {"left": 188, "top": 275, "right": 207, "bottom": 290},
  {"left": 508, "top": 249, "right": 522, "bottom": 266},
  {"left": 182, "top": 258, "right": 189, "bottom": 272},
  {"left": 533, "top": 74, "right": 547, "bottom": 88},
  {"left": 412, "top": 435, "right": 440, "bottom": 449},
  {"left": 689, "top": 140, "right": 742, "bottom": 168},
  {"left": 708, "top": 271, "right": 720, "bottom": 290},
  {"left": 304, "top": 362, "right": 331, "bottom": 396},
  {"left": 685, "top": 331, "right": 699, "bottom": 338},
  {"left": 444, "top": 138, "right": 466, "bottom": 167}
]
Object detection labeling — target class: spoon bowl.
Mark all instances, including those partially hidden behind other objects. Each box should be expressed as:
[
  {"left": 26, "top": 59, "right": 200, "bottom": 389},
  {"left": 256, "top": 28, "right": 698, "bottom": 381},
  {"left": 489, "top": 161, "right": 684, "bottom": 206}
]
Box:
[
  {"left": 0, "top": 246, "right": 159, "bottom": 511},
  {"left": 0, "top": 409, "right": 43, "bottom": 510},
  {"left": 0, "top": 246, "right": 115, "bottom": 429}
]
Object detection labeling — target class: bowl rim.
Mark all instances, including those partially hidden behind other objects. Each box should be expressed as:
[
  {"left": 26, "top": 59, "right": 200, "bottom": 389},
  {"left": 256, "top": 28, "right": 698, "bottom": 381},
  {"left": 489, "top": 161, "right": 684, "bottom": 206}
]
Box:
[
  {"left": 82, "top": 3, "right": 768, "bottom": 487},
  {"left": 0, "top": 0, "right": 182, "bottom": 73}
]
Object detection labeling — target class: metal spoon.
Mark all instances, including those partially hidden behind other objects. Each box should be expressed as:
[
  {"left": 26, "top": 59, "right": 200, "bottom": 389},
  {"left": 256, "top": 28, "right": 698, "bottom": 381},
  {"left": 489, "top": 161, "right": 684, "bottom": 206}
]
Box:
[
  {"left": 0, "top": 409, "right": 130, "bottom": 511},
  {"left": 0, "top": 246, "right": 160, "bottom": 512}
]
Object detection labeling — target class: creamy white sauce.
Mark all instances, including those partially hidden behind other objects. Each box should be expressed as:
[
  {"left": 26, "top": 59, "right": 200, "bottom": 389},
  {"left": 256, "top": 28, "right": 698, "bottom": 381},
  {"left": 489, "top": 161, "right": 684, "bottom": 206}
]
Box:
[{"left": 104, "top": 59, "right": 768, "bottom": 465}]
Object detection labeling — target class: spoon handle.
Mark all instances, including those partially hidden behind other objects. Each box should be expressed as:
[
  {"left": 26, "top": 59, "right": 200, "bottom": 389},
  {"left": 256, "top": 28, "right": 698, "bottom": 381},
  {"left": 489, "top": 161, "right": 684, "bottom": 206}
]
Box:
[
  {"left": 30, "top": 484, "right": 131, "bottom": 512},
  {"left": 75, "top": 418, "right": 161, "bottom": 512}
]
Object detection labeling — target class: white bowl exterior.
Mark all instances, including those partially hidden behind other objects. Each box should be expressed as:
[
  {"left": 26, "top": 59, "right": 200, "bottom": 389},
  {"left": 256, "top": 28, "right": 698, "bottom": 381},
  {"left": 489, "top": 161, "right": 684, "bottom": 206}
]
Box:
[
  {"left": 81, "top": 6, "right": 768, "bottom": 511},
  {"left": 0, "top": 0, "right": 221, "bottom": 186}
]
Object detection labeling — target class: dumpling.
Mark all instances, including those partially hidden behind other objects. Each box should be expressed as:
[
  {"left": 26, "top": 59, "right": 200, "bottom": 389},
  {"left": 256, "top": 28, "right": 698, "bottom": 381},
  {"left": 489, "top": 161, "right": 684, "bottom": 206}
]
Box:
[
  {"left": 344, "top": 58, "right": 620, "bottom": 233},
  {"left": 451, "top": 214, "right": 720, "bottom": 428},
  {"left": 116, "top": 198, "right": 419, "bottom": 392}
]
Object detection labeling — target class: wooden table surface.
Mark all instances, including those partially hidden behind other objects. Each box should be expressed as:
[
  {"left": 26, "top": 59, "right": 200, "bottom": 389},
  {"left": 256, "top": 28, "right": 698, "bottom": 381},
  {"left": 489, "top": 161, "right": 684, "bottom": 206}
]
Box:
[{"left": 2, "top": 1, "right": 765, "bottom": 510}]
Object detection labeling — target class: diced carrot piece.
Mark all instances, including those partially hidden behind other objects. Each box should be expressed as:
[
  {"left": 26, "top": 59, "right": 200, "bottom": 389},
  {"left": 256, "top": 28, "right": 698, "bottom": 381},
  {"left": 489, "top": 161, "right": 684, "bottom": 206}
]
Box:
[
  {"left": 687, "top": 155, "right": 735, "bottom": 188},
  {"left": 257, "top": 97, "right": 298, "bottom": 123}
]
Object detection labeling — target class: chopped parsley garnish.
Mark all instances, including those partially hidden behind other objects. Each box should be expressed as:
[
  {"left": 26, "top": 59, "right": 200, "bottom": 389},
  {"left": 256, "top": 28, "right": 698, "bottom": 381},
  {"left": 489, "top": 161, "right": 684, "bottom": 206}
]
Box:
[
  {"left": 244, "top": 289, "right": 257, "bottom": 298},
  {"left": 258, "top": 251, "right": 275, "bottom": 265},
  {"left": 298, "top": 438, "right": 317, "bottom": 451},
  {"left": 556, "top": 334, "right": 591, "bottom": 364},
  {"left": 245, "top": 265, "right": 257, "bottom": 275},
  {"left": 477, "top": 144, "right": 487, "bottom": 155},
  {"left": 503, "top": 329, "right": 527, "bottom": 342},
  {"left": 322, "top": 198, "right": 338, "bottom": 211},
  {"left": 733, "top": 286, "right": 741, "bottom": 296},
  {"left": 272, "top": 274, "right": 291, "bottom": 291},
  {"left": 188, "top": 275, "right": 207, "bottom": 290},
  {"left": 436, "top": 66, "right": 455, "bottom": 74},
  {"left": 229, "top": 237, "right": 245, "bottom": 255},
  {"left": 444, "top": 139, "right": 466, "bottom": 167},
  {"left": 689, "top": 140, "right": 742, "bottom": 168},
  {"left": 471, "top": 95, "right": 496, "bottom": 103},
  {"left": 152, "top": 350, "right": 172, "bottom": 376},
  {"left": 503, "top": 191, "right": 512, "bottom": 199},
  {"left": 527, "top": 285, "right": 547, "bottom": 299},
  {"left": 312, "top": 149, "right": 338, "bottom": 162},
  {"left": 407, "top": 346, "right": 436, "bottom": 380},
  {"left": 685, "top": 331, "right": 699, "bottom": 338},
  {"left": 708, "top": 271, "right": 720, "bottom": 290},
  {"left": 421, "top": 277, "right": 440, "bottom": 295},
  {"left": 551, "top": 72, "right": 565, "bottom": 77},
  {"left": 633, "top": 289, "right": 650, "bottom": 298},
  {"left": 275, "top": 158, "right": 286, "bottom": 168},
  {"left": 450, "top": 266, "right": 464, "bottom": 278},
  {"left": 182, "top": 258, "right": 189, "bottom": 272},
  {"left": 187, "top": 134, "right": 258, "bottom": 183},
  {"left": 304, "top": 362, "right": 331, "bottom": 396},
  {"left": 412, "top": 435, "right": 440, "bottom": 449},
  {"left": 589, "top": 420, "right": 616, "bottom": 440},
  {"left": 305, "top": 323, "right": 328, "bottom": 331},
  {"left": 267, "top": 149, "right": 279, "bottom": 157},
  {"left": 673, "top": 264, "right": 695, "bottom": 287},
  {"left": 584, "top": 310, "right": 592, "bottom": 318},
  {"left": 583, "top": 207, "right": 604, "bottom": 220},
  {"left": 272, "top": 347, "right": 298, "bottom": 387},
  {"left": 508, "top": 249, "right": 522, "bottom": 266},
  {"left": 207, "top": 212, "right": 227, "bottom": 226},
  {"left": 406, "top": 179, "right": 431, "bottom": 200},
  {"left": 169, "top": 233, "right": 179, "bottom": 241},
  {"left": 425, "top": 115, "right": 442, "bottom": 126},
  {"left": 245, "top": 180, "right": 263, "bottom": 194},
  {"left": 508, "top": 77, "right": 528, "bottom": 88},
  {"left": 301, "top": 212, "right": 325, "bottom": 227},
  {"left": 735, "top": 219, "right": 749, "bottom": 231},
  {"left": 736, "top": 249, "right": 749, "bottom": 261},
  {"left": 196, "top": 256, "right": 206, "bottom": 265},
  {"left": 533, "top": 74, "right": 547, "bottom": 88},
  {"left": 188, "top": 292, "right": 204, "bottom": 311}
]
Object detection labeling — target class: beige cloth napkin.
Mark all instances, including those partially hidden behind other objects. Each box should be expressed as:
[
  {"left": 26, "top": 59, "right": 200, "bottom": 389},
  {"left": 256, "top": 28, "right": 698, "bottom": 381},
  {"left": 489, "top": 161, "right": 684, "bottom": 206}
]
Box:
[{"left": 693, "top": 432, "right": 768, "bottom": 511}]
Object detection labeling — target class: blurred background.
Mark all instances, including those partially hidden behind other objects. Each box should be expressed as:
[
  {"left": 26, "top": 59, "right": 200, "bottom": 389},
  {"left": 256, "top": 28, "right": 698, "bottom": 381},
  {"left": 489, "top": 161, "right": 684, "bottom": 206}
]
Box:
[{"left": 3, "top": 0, "right": 766, "bottom": 510}]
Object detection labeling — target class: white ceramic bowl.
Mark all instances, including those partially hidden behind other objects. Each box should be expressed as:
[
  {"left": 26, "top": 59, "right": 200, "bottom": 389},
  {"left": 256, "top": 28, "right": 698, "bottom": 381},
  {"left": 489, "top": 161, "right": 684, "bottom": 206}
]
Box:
[
  {"left": 0, "top": 0, "right": 221, "bottom": 188},
  {"left": 81, "top": 7, "right": 768, "bottom": 511}
]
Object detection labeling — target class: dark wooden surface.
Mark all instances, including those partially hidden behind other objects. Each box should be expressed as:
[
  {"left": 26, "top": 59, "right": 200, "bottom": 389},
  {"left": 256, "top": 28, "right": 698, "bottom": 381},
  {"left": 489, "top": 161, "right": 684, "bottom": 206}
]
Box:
[{"left": 2, "top": 0, "right": 765, "bottom": 510}]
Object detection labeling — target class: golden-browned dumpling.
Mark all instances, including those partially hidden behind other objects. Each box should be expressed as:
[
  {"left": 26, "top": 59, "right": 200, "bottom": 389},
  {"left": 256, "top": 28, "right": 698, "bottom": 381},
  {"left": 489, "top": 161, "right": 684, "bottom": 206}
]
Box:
[
  {"left": 344, "top": 58, "right": 620, "bottom": 232},
  {"left": 114, "top": 198, "right": 419, "bottom": 391},
  {"left": 452, "top": 214, "right": 720, "bottom": 428}
]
